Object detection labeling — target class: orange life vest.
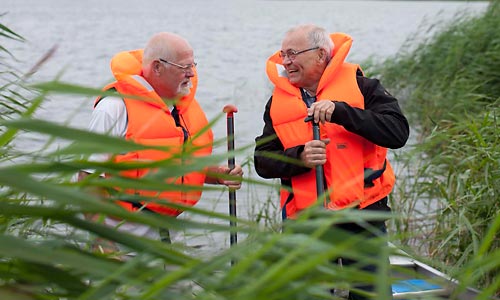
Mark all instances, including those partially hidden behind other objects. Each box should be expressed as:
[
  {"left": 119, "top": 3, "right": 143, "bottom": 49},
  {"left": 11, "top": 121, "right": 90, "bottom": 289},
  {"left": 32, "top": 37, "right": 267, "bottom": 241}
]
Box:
[
  {"left": 266, "top": 33, "right": 395, "bottom": 217},
  {"left": 95, "top": 49, "right": 213, "bottom": 216}
]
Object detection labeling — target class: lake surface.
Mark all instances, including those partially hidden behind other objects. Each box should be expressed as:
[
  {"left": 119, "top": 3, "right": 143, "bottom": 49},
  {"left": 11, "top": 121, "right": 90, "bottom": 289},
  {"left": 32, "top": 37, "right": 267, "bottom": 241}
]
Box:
[{"left": 2, "top": 0, "right": 489, "bottom": 251}]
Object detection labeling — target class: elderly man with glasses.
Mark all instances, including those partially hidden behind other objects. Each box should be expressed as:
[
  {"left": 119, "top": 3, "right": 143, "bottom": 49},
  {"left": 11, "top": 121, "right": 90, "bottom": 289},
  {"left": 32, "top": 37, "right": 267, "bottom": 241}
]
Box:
[
  {"left": 78, "top": 32, "right": 243, "bottom": 256},
  {"left": 254, "top": 24, "right": 409, "bottom": 299}
]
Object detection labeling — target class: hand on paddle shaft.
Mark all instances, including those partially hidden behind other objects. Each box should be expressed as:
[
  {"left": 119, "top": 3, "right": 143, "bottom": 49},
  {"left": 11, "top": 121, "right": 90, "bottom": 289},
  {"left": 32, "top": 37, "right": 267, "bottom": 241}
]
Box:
[
  {"left": 301, "top": 100, "right": 334, "bottom": 168},
  {"left": 304, "top": 115, "right": 327, "bottom": 197},
  {"left": 216, "top": 165, "right": 243, "bottom": 190},
  {"left": 307, "top": 100, "right": 336, "bottom": 124}
]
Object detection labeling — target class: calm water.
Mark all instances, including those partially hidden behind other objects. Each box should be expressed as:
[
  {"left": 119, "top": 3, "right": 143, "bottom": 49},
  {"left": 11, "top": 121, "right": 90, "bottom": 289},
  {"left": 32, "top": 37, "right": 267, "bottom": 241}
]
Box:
[{"left": 2, "top": 0, "right": 489, "bottom": 250}]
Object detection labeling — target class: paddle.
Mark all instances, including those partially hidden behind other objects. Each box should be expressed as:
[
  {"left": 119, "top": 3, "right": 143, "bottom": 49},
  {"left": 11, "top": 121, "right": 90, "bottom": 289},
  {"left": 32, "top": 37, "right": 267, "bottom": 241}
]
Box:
[
  {"left": 304, "top": 115, "right": 325, "bottom": 197},
  {"left": 223, "top": 105, "right": 238, "bottom": 248}
]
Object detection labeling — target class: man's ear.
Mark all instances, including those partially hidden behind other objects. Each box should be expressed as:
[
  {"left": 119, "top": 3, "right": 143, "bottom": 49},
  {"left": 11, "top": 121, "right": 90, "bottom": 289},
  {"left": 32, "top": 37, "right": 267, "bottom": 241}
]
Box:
[
  {"left": 153, "top": 60, "right": 162, "bottom": 75},
  {"left": 318, "top": 48, "right": 328, "bottom": 63}
]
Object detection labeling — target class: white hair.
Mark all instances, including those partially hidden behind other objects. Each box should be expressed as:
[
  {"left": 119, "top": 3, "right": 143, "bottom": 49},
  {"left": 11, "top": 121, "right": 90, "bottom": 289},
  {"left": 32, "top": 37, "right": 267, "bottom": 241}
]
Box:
[
  {"left": 287, "top": 24, "right": 334, "bottom": 59},
  {"left": 142, "top": 32, "right": 184, "bottom": 71}
]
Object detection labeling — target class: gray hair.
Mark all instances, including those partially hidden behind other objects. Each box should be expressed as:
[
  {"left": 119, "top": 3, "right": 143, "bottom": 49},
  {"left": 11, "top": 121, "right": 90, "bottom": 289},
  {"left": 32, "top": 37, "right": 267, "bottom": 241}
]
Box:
[{"left": 287, "top": 24, "right": 334, "bottom": 59}]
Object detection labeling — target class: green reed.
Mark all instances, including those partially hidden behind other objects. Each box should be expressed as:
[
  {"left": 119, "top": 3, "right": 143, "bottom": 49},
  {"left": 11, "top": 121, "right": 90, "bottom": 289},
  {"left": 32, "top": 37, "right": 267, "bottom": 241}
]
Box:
[
  {"left": 0, "top": 21, "right": 400, "bottom": 300},
  {"left": 367, "top": 0, "right": 499, "bottom": 294}
]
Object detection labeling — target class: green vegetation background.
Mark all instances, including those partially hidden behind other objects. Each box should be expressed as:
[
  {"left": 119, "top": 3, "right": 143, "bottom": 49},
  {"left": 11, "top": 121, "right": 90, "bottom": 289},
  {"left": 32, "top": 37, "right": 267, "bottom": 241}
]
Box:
[{"left": 366, "top": 0, "right": 499, "bottom": 295}]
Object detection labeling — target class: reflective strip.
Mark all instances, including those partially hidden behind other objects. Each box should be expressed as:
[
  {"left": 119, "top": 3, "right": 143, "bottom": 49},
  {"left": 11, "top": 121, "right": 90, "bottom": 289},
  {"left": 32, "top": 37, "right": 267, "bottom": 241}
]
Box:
[
  {"left": 276, "top": 64, "right": 287, "bottom": 78},
  {"left": 132, "top": 75, "right": 154, "bottom": 92}
]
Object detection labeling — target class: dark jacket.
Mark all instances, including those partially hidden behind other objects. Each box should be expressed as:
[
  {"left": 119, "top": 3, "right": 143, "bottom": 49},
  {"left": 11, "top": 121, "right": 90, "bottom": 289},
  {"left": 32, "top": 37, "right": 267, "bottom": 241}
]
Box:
[{"left": 254, "top": 73, "right": 409, "bottom": 212}]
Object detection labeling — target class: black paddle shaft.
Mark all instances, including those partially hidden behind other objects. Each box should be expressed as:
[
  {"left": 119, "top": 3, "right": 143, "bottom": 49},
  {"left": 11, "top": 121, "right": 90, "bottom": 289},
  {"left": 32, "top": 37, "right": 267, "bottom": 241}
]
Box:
[
  {"left": 304, "top": 116, "right": 325, "bottom": 197},
  {"left": 223, "top": 105, "right": 238, "bottom": 247}
]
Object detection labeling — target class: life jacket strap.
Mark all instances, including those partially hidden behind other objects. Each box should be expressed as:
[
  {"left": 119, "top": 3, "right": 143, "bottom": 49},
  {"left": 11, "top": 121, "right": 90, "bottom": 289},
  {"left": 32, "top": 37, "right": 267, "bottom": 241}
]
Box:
[
  {"left": 364, "top": 160, "right": 387, "bottom": 188},
  {"left": 118, "top": 200, "right": 157, "bottom": 214}
]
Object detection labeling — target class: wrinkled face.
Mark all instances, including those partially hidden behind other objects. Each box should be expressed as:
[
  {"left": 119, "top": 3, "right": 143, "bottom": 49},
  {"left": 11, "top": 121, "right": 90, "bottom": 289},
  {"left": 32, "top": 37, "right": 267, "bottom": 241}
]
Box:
[
  {"left": 155, "top": 45, "right": 196, "bottom": 99},
  {"left": 281, "top": 31, "right": 324, "bottom": 93}
]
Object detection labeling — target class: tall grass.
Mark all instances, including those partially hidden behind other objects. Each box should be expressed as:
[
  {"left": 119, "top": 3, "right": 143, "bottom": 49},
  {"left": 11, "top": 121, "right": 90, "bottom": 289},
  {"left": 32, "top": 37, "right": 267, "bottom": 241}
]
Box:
[
  {"left": 0, "top": 21, "right": 401, "bottom": 300},
  {"left": 367, "top": 0, "right": 499, "bottom": 294}
]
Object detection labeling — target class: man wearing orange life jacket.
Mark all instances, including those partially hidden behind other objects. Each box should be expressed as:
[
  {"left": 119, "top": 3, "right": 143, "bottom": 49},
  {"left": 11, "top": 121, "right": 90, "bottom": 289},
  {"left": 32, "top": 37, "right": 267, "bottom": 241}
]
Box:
[
  {"left": 78, "top": 32, "right": 243, "bottom": 252},
  {"left": 254, "top": 24, "right": 409, "bottom": 299}
]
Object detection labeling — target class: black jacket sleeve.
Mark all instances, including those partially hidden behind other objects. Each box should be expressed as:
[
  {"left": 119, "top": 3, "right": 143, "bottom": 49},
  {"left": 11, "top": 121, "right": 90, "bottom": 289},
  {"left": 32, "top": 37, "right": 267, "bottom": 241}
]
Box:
[
  {"left": 254, "top": 75, "right": 409, "bottom": 179},
  {"left": 331, "top": 76, "right": 409, "bottom": 149}
]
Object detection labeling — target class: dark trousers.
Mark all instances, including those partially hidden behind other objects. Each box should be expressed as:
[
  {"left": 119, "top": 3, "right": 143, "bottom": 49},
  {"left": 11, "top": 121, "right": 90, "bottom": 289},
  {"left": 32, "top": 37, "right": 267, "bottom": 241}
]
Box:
[
  {"left": 336, "top": 220, "right": 391, "bottom": 300},
  {"left": 283, "top": 198, "right": 392, "bottom": 299},
  {"left": 335, "top": 199, "right": 392, "bottom": 300}
]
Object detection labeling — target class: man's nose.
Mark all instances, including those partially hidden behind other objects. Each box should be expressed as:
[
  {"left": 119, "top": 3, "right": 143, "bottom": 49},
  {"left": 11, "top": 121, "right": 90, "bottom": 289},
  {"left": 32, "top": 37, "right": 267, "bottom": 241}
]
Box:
[
  {"left": 282, "top": 55, "right": 293, "bottom": 65},
  {"left": 185, "top": 68, "right": 195, "bottom": 77}
]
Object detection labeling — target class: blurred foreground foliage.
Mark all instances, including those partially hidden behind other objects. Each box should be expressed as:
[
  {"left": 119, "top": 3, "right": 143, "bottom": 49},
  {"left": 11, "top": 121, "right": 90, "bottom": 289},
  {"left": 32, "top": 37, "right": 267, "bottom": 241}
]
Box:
[
  {"left": 0, "top": 19, "right": 397, "bottom": 300},
  {"left": 1, "top": 2, "right": 499, "bottom": 298}
]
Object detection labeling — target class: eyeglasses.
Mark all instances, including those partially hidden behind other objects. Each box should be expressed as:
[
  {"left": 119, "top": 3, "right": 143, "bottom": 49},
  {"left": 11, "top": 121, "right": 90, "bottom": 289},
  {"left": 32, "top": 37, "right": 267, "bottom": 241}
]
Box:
[
  {"left": 159, "top": 58, "right": 197, "bottom": 72},
  {"left": 279, "top": 46, "right": 319, "bottom": 61}
]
